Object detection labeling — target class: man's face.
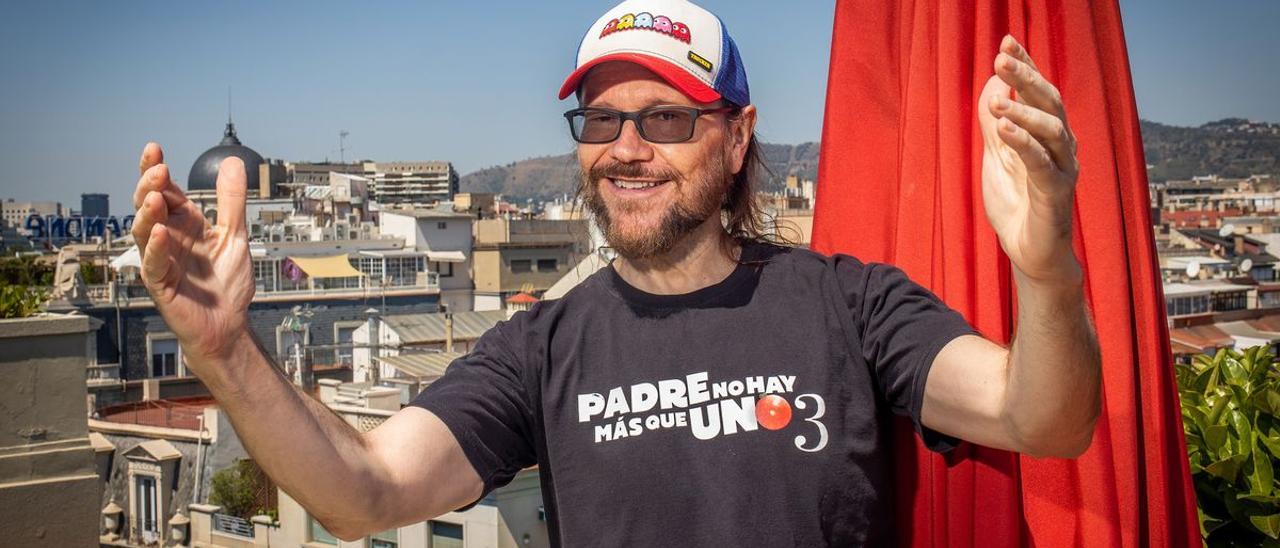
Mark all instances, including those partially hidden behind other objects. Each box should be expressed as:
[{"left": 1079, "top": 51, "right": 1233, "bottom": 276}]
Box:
[{"left": 576, "top": 62, "right": 739, "bottom": 259}]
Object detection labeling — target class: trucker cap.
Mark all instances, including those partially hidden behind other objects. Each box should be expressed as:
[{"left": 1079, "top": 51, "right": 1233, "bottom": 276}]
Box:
[{"left": 557, "top": 0, "right": 750, "bottom": 107}]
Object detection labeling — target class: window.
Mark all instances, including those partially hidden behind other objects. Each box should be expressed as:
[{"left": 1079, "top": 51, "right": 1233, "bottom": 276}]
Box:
[
  {"left": 510, "top": 259, "right": 532, "bottom": 273},
  {"left": 433, "top": 261, "right": 453, "bottom": 278},
  {"left": 537, "top": 258, "right": 558, "bottom": 272},
  {"left": 150, "top": 337, "right": 179, "bottom": 378},
  {"left": 309, "top": 516, "right": 338, "bottom": 545},
  {"left": 253, "top": 258, "right": 280, "bottom": 292},
  {"left": 436, "top": 221, "right": 447, "bottom": 230},
  {"left": 429, "top": 521, "right": 464, "bottom": 548},
  {"left": 372, "top": 528, "right": 399, "bottom": 548},
  {"left": 136, "top": 475, "right": 159, "bottom": 542},
  {"left": 334, "top": 324, "right": 359, "bottom": 366}
]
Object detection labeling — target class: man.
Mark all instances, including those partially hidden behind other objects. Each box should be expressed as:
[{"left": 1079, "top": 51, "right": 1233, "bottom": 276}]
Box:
[{"left": 129, "top": 0, "right": 1099, "bottom": 545}]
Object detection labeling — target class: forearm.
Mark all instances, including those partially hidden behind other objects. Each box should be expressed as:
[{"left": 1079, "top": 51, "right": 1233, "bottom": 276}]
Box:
[
  {"left": 1003, "top": 264, "right": 1101, "bottom": 457},
  {"left": 190, "top": 329, "right": 393, "bottom": 536}
]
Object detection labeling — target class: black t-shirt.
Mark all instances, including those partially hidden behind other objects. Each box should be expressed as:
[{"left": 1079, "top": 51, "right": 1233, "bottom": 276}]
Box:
[{"left": 411, "top": 242, "right": 976, "bottom": 547}]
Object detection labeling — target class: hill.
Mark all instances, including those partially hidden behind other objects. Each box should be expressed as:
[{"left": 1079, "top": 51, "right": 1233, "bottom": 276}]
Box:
[{"left": 1142, "top": 118, "right": 1280, "bottom": 181}]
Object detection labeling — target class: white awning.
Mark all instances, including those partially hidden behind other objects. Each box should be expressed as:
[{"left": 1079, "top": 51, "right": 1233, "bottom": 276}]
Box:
[
  {"left": 426, "top": 250, "right": 467, "bottom": 263},
  {"left": 109, "top": 246, "right": 141, "bottom": 270}
]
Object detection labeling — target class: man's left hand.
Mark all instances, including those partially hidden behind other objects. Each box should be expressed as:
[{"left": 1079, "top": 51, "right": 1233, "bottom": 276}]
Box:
[{"left": 979, "top": 35, "right": 1081, "bottom": 286}]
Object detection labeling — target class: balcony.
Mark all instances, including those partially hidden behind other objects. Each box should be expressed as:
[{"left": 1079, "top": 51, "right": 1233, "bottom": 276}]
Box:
[
  {"left": 86, "top": 363, "right": 121, "bottom": 386},
  {"left": 85, "top": 272, "right": 440, "bottom": 307}
]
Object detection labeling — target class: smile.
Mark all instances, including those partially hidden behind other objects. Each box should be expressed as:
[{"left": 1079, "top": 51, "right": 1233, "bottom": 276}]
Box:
[{"left": 609, "top": 178, "right": 669, "bottom": 191}]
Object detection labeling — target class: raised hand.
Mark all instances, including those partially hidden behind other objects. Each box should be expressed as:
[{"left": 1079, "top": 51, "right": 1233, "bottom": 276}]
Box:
[
  {"left": 131, "top": 143, "right": 255, "bottom": 369},
  {"left": 978, "top": 35, "right": 1082, "bottom": 285}
]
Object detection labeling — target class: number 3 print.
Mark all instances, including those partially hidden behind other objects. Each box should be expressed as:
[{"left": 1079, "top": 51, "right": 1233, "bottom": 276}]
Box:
[{"left": 792, "top": 393, "right": 828, "bottom": 452}]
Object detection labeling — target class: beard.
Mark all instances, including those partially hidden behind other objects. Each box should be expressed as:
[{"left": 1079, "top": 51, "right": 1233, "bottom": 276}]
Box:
[{"left": 582, "top": 151, "right": 729, "bottom": 259}]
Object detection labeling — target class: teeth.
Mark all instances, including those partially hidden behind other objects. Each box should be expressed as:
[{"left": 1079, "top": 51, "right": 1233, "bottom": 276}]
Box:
[{"left": 613, "top": 179, "right": 663, "bottom": 190}]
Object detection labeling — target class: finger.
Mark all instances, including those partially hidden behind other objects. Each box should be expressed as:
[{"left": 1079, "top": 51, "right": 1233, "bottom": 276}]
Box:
[
  {"left": 215, "top": 156, "right": 248, "bottom": 235},
  {"left": 132, "top": 163, "right": 189, "bottom": 211},
  {"left": 1000, "top": 35, "right": 1039, "bottom": 74},
  {"left": 989, "top": 95, "right": 1076, "bottom": 174},
  {"left": 142, "top": 223, "right": 179, "bottom": 297},
  {"left": 131, "top": 191, "right": 168, "bottom": 258},
  {"left": 996, "top": 117, "right": 1057, "bottom": 181},
  {"left": 133, "top": 164, "right": 168, "bottom": 210},
  {"left": 995, "top": 52, "right": 1065, "bottom": 120},
  {"left": 139, "top": 142, "right": 164, "bottom": 176}
]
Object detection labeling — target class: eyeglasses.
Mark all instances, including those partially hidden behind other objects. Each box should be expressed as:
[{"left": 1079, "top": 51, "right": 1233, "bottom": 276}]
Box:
[{"left": 563, "top": 106, "right": 737, "bottom": 144}]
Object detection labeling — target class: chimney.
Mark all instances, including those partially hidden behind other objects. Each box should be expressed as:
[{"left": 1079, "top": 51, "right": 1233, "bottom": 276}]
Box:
[{"left": 444, "top": 310, "right": 454, "bottom": 353}]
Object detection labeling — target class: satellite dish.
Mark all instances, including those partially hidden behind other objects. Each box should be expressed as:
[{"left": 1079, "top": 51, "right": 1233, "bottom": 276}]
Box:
[
  {"left": 1185, "top": 259, "right": 1202, "bottom": 278},
  {"left": 1241, "top": 259, "right": 1254, "bottom": 273},
  {"left": 1219, "top": 224, "right": 1236, "bottom": 238}
]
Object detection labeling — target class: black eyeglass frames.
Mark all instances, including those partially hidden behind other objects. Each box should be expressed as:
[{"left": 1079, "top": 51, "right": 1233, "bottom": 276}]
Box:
[{"left": 563, "top": 105, "right": 737, "bottom": 144}]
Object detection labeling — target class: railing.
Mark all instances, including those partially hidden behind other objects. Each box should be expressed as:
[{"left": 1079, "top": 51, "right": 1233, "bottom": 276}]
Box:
[
  {"left": 84, "top": 284, "right": 112, "bottom": 302},
  {"left": 86, "top": 363, "right": 121, "bottom": 383},
  {"left": 86, "top": 273, "right": 441, "bottom": 305},
  {"left": 330, "top": 403, "right": 395, "bottom": 433},
  {"left": 212, "top": 513, "right": 255, "bottom": 538}
]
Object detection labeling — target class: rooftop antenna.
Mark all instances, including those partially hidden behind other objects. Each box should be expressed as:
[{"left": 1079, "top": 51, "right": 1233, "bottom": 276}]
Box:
[{"left": 339, "top": 130, "right": 350, "bottom": 164}]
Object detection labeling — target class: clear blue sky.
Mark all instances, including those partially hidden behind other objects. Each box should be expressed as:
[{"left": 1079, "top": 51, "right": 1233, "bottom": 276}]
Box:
[{"left": 0, "top": 0, "right": 1276, "bottom": 215}]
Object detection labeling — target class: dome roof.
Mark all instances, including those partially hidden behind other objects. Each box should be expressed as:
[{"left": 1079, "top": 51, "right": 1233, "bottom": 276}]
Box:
[{"left": 187, "top": 122, "right": 264, "bottom": 192}]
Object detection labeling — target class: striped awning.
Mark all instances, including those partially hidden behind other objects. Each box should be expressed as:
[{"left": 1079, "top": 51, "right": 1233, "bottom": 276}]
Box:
[
  {"left": 375, "top": 352, "right": 465, "bottom": 379},
  {"left": 381, "top": 310, "right": 506, "bottom": 345},
  {"left": 426, "top": 250, "right": 467, "bottom": 263},
  {"left": 285, "top": 255, "right": 363, "bottom": 278}
]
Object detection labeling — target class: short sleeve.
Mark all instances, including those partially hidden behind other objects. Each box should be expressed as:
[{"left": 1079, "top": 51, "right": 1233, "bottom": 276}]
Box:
[
  {"left": 836, "top": 257, "right": 978, "bottom": 453},
  {"left": 408, "top": 319, "right": 538, "bottom": 508}
]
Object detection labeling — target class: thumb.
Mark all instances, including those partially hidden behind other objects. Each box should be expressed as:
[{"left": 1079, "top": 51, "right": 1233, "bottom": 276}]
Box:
[
  {"left": 215, "top": 157, "right": 248, "bottom": 236},
  {"left": 978, "top": 75, "right": 1012, "bottom": 143}
]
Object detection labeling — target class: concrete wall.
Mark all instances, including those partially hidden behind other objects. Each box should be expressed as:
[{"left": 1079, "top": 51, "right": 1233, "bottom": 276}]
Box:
[
  {"left": 493, "top": 468, "right": 550, "bottom": 548},
  {"left": 379, "top": 212, "right": 422, "bottom": 249},
  {"left": 0, "top": 315, "right": 101, "bottom": 547},
  {"left": 474, "top": 247, "right": 576, "bottom": 294}
]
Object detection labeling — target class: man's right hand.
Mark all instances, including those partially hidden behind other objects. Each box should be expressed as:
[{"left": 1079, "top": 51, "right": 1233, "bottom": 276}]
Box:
[{"left": 131, "top": 143, "right": 255, "bottom": 369}]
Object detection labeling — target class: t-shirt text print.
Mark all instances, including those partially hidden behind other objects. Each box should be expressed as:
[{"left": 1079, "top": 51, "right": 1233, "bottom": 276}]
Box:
[{"left": 578, "top": 371, "right": 828, "bottom": 451}]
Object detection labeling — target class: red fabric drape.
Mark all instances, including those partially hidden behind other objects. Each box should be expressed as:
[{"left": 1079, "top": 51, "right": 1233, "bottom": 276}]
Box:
[{"left": 810, "top": 1, "right": 1200, "bottom": 546}]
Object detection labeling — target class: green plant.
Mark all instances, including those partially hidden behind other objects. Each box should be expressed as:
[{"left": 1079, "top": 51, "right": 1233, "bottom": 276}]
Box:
[
  {"left": 0, "top": 284, "right": 47, "bottom": 319},
  {"left": 1178, "top": 346, "right": 1280, "bottom": 546},
  {"left": 0, "top": 255, "right": 53, "bottom": 286},
  {"left": 209, "top": 459, "right": 276, "bottom": 519}
]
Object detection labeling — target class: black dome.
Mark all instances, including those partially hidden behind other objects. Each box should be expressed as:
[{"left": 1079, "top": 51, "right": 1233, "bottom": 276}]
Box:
[{"left": 187, "top": 122, "right": 264, "bottom": 192}]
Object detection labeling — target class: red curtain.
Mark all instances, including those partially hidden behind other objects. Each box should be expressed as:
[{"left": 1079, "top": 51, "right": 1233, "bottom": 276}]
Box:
[{"left": 810, "top": 1, "right": 1200, "bottom": 546}]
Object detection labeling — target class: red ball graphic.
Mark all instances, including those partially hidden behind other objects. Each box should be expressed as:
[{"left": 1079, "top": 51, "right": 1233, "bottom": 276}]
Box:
[{"left": 756, "top": 394, "right": 792, "bottom": 430}]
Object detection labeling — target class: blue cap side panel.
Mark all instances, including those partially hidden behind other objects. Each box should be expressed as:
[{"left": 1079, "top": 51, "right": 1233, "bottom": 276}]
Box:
[{"left": 712, "top": 14, "right": 750, "bottom": 106}]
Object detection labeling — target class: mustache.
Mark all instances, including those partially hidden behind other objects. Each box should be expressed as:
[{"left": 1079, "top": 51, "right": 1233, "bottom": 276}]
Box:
[{"left": 587, "top": 162, "right": 682, "bottom": 183}]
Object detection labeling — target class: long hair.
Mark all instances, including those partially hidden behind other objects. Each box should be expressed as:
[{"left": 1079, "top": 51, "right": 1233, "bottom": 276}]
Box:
[{"left": 723, "top": 127, "right": 801, "bottom": 250}]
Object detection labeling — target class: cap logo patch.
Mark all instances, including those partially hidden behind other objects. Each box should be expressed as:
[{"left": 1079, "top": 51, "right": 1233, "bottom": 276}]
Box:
[
  {"left": 687, "top": 51, "right": 712, "bottom": 72},
  {"left": 600, "top": 12, "right": 692, "bottom": 44}
]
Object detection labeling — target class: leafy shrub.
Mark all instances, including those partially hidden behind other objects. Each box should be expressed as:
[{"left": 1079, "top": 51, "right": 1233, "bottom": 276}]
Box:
[
  {"left": 0, "top": 255, "right": 53, "bottom": 286},
  {"left": 209, "top": 459, "right": 276, "bottom": 519},
  {"left": 1177, "top": 346, "right": 1280, "bottom": 546},
  {"left": 0, "top": 284, "right": 46, "bottom": 319}
]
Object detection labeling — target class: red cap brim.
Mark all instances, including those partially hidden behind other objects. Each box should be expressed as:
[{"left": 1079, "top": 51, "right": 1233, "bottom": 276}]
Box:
[{"left": 557, "top": 52, "right": 722, "bottom": 104}]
